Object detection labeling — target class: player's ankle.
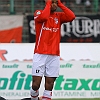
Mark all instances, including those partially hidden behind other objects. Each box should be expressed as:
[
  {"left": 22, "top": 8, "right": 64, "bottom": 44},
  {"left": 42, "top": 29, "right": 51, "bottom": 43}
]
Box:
[
  {"left": 42, "top": 90, "right": 52, "bottom": 100},
  {"left": 43, "top": 90, "right": 52, "bottom": 98},
  {"left": 30, "top": 87, "right": 39, "bottom": 100}
]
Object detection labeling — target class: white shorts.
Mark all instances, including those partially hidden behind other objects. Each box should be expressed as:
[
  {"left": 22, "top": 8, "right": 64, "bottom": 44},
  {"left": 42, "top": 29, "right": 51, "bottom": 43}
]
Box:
[{"left": 32, "top": 53, "right": 60, "bottom": 77}]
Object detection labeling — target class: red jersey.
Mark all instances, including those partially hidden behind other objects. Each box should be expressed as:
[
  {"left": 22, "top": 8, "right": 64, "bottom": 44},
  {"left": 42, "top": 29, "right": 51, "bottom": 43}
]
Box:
[{"left": 34, "top": 2, "right": 75, "bottom": 56}]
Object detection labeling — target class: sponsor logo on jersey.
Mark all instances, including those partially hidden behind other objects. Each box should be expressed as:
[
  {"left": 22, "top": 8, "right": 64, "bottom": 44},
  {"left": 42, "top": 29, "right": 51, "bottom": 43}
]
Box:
[{"left": 42, "top": 27, "right": 59, "bottom": 32}]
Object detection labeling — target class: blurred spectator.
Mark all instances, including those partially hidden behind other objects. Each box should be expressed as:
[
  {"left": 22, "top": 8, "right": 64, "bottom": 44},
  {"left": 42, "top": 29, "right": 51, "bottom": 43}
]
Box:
[
  {"left": 34, "top": 0, "right": 39, "bottom": 7},
  {"left": 84, "top": 0, "right": 91, "bottom": 12},
  {"left": 61, "top": 0, "right": 66, "bottom": 5},
  {"left": 68, "top": 0, "right": 75, "bottom": 12},
  {"left": 34, "top": 0, "right": 38, "bottom": 5},
  {"left": 75, "top": 0, "right": 85, "bottom": 13},
  {"left": 85, "top": 0, "right": 91, "bottom": 6},
  {"left": 76, "top": 0, "right": 81, "bottom": 5},
  {"left": 34, "top": 0, "right": 43, "bottom": 11}
]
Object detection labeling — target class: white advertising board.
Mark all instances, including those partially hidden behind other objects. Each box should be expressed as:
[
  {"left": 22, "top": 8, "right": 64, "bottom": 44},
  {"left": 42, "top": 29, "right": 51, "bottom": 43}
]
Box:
[
  {"left": 0, "top": 61, "right": 100, "bottom": 99},
  {"left": 0, "top": 43, "right": 100, "bottom": 61}
]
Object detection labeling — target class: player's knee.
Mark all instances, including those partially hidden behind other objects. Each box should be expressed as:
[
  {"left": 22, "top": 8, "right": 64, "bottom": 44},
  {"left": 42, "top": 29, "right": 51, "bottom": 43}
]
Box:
[
  {"left": 47, "top": 81, "right": 54, "bottom": 86},
  {"left": 45, "top": 81, "right": 54, "bottom": 90},
  {"left": 32, "top": 83, "right": 40, "bottom": 91}
]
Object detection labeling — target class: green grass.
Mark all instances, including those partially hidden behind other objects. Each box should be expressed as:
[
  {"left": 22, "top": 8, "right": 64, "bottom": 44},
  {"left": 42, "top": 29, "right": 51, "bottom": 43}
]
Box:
[{"left": 53, "top": 98, "right": 100, "bottom": 100}]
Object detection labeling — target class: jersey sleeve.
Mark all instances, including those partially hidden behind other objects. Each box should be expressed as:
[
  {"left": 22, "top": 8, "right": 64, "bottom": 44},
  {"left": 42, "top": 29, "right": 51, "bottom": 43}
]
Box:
[
  {"left": 34, "top": 1, "right": 51, "bottom": 22},
  {"left": 58, "top": 4, "right": 75, "bottom": 24}
]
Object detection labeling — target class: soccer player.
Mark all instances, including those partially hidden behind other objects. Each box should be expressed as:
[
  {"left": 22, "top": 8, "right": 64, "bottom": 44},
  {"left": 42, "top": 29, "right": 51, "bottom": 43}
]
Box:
[{"left": 30, "top": 0, "right": 75, "bottom": 100}]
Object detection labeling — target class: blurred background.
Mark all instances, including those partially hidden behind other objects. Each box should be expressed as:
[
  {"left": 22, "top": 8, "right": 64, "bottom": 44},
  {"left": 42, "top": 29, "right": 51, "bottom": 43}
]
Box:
[{"left": 0, "top": 0, "right": 100, "bottom": 43}]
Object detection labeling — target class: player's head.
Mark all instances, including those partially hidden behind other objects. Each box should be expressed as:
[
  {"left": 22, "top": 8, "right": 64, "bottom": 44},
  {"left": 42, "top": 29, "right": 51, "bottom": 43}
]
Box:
[{"left": 45, "top": 0, "right": 58, "bottom": 12}]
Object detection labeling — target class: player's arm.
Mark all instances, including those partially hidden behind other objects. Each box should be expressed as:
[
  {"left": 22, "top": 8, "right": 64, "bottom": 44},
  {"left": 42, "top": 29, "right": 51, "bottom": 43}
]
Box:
[
  {"left": 34, "top": 0, "right": 52, "bottom": 22},
  {"left": 57, "top": 0, "right": 75, "bottom": 23}
]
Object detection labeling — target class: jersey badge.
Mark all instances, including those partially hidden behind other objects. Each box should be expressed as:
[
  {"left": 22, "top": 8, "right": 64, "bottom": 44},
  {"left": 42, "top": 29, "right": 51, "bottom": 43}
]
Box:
[
  {"left": 36, "top": 11, "right": 41, "bottom": 15},
  {"left": 54, "top": 18, "right": 58, "bottom": 24}
]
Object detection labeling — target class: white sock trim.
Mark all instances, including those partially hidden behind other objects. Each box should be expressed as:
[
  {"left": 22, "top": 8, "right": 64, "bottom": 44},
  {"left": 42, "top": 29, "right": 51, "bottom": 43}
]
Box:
[
  {"left": 30, "top": 87, "right": 39, "bottom": 97},
  {"left": 43, "top": 90, "right": 52, "bottom": 98}
]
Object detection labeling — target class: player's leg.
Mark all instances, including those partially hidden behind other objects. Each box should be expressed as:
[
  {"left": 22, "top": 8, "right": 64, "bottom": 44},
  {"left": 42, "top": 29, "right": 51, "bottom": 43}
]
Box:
[
  {"left": 30, "top": 53, "right": 47, "bottom": 100},
  {"left": 42, "top": 77, "right": 56, "bottom": 100},
  {"left": 30, "top": 76, "right": 42, "bottom": 100},
  {"left": 42, "top": 55, "right": 60, "bottom": 100}
]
